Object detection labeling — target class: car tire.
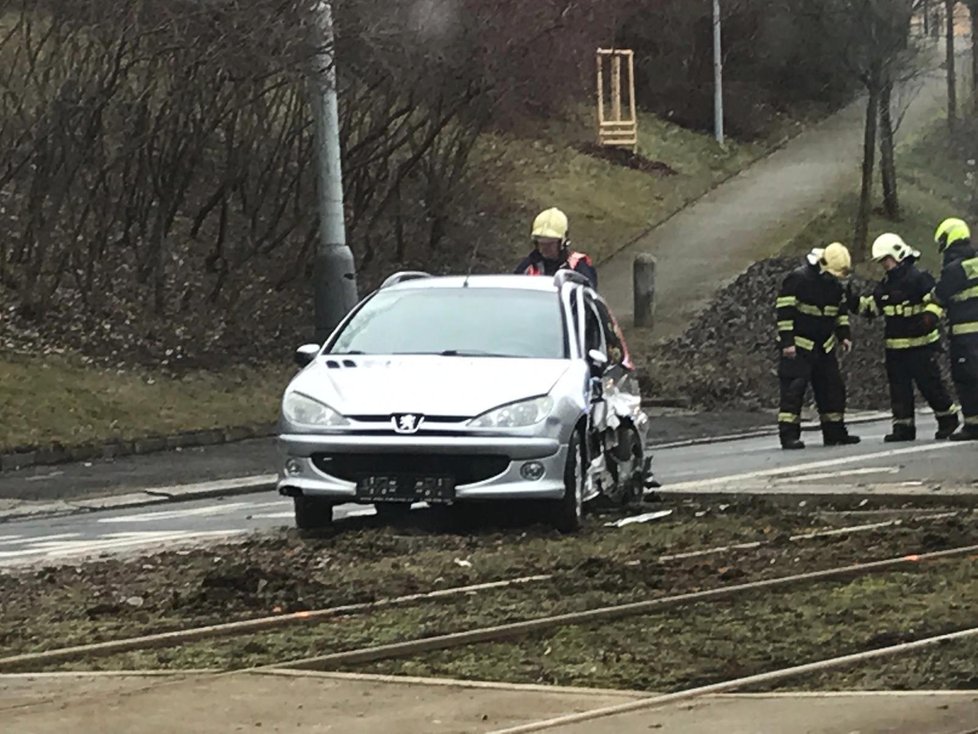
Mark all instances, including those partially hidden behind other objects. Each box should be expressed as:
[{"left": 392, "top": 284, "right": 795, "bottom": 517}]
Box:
[
  {"left": 549, "top": 429, "right": 585, "bottom": 533},
  {"left": 374, "top": 503, "right": 413, "bottom": 523},
  {"left": 610, "top": 424, "right": 644, "bottom": 504},
  {"left": 293, "top": 495, "right": 333, "bottom": 531}
]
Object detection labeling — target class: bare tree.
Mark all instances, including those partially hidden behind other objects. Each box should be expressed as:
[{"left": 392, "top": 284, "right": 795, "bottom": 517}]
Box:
[
  {"left": 946, "top": 0, "right": 958, "bottom": 129},
  {"left": 966, "top": 0, "right": 978, "bottom": 109},
  {"left": 810, "top": 0, "right": 921, "bottom": 254},
  {"left": 878, "top": 1, "right": 921, "bottom": 220}
]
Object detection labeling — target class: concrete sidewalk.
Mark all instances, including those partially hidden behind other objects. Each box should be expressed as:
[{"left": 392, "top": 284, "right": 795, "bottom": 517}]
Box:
[
  {"left": 599, "top": 59, "right": 955, "bottom": 340},
  {"left": 2, "top": 672, "right": 975, "bottom": 734}
]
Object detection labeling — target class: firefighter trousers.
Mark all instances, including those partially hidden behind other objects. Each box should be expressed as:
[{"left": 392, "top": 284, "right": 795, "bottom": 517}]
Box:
[
  {"left": 885, "top": 348, "right": 956, "bottom": 428},
  {"left": 950, "top": 339, "right": 978, "bottom": 428},
  {"left": 778, "top": 349, "right": 847, "bottom": 442}
]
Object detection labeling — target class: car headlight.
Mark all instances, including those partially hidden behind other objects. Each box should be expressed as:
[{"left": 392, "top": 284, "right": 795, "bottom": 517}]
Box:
[
  {"left": 282, "top": 392, "right": 349, "bottom": 428},
  {"left": 469, "top": 396, "right": 554, "bottom": 429}
]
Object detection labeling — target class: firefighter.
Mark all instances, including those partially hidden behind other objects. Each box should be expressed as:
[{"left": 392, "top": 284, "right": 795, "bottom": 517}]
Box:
[
  {"left": 930, "top": 218, "right": 978, "bottom": 441},
  {"left": 776, "top": 242, "right": 861, "bottom": 450},
  {"left": 516, "top": 207, "right": 598, "bottom": 287},
  {"left": 855, "top": 233, "right": 959, "bottom": 442}
]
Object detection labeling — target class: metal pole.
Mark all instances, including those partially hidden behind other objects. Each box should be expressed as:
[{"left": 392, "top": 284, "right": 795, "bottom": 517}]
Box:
[
  {"left": 310, "top": 0, "right": 359, "bottom": 344},
  {"left": 633, "top": 254, "right": 657, "bottom": 329},
  {"left": 713, "top": 0, "right": 725, "bottom": 146}
]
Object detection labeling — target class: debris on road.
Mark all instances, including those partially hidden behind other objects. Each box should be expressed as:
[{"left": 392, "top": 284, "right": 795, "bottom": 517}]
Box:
[{"left": 604, "top": 510, "right": 674, "bottom": 528}]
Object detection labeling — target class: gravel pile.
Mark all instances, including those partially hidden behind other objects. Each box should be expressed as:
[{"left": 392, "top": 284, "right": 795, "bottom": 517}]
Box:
[{"left": 639, "top": 257, "right": 918, "bottom": 412}]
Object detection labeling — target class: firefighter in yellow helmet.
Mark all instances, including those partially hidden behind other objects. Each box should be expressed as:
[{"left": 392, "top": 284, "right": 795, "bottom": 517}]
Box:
[
  {"left": 516, "top": 208, "right": 597, "bottom": 287},
  {"left": 929, "top": 218, "right": 978, "bottom": 440},
  {"left": 775, "top": 242, "right": 860, "bottom": 449},
  {"left": 852, "top": 233, "right": 958, "bottom": 442}
]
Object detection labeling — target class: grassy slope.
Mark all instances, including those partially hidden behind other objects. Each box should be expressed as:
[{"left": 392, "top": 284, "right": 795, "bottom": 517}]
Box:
[
  {"left": 483, "top": 111, "right": 773, "bottom": 265},
  {"left": 0, "top": 111, "right": 786, "bottom": 452},
  {"left": 0, "top": 355, "right": 289, "bottom": 451}
]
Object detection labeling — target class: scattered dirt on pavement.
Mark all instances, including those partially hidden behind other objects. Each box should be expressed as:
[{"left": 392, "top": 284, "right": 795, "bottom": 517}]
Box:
[
  {"left": 0, "top": 503, "right": 818, "bottom": 657},
  {"left": 6, "top": 507, "right": 977, "bottom": 674}
]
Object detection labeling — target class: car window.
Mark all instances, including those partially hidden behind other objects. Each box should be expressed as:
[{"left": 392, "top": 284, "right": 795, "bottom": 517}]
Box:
[
  {"left": 594, "top": 300, "right": 625, "bottom": 366},
  {"left": 329, "top": 288, "right": 567, "bottom": 359},
  {"left": 584, "top": 300, "right": 605, "bottom": 355}
]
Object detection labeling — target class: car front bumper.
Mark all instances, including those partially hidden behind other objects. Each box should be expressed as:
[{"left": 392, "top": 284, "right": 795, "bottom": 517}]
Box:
[{"left": 277, "top": 433, "right": 568, "bottom": 502}]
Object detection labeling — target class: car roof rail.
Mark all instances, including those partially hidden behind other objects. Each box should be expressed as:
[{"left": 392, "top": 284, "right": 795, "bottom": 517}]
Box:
[
  {"left": 553, "top": 270, "right": 591, "bottom": 289},
  {"left": 380, "top": 271, "right": 433, "bottom": 289}
]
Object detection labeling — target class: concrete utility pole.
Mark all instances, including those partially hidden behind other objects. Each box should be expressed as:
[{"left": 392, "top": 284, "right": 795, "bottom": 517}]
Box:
[
  {"left": 310, "top": 0, "right": 359, "bottom": 343},
  {"left": 713, "top": 0, "right": 725, "bottom": 146}
]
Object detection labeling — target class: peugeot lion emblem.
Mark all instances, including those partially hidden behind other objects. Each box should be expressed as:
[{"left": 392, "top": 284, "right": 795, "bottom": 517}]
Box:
[{"left": 392, "top": 413, "right": 424, "bottom": 434}]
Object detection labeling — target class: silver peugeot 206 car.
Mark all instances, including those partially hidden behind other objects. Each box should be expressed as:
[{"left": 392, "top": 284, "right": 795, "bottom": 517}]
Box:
[{"left": 277, "top": 270, "right": 653, "bottom": 532}]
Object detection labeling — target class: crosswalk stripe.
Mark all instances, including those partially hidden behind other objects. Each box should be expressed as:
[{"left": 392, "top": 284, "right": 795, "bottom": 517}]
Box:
[
  {"left": 97, "top": 503, "right": 252, "bottom": 524},
  {"left": 0, "top": 533, "right": 77, "bottom": 547},
  {"left": 0, "top": 530, "right": 247, "bottom": 561}
]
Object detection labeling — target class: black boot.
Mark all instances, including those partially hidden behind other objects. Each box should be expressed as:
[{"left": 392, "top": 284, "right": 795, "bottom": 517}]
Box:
[
  {"left": 779, "top": 424, "right": 805, "bottom": 450},
  {"left": 884, "top": 424, "right": 916, "bottom": 443},
  {"left": 950, "top": 425, "right": 978, "bottom": 442},
  {"left": 823, "top": 423, "right": 861, "bottom": 447},
  {"left": 935, "top": 414, "right": 961, "bottom": 440}
]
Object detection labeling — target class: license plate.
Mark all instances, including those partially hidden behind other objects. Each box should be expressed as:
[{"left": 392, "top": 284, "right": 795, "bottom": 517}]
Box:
[{"left": 356, "top": 476, "right": 456, "bottom": 503}]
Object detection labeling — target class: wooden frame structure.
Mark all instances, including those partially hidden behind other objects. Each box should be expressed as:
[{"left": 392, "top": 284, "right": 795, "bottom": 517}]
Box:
[{"left": 596, "top": 48, "right": 637, "bottom": 153}]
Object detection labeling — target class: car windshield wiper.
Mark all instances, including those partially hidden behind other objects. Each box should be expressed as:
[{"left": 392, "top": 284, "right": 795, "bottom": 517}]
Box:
[
  {"left": 328, "top": 350, "right": 365, "bottom": 355},
  {"left": 439, "top": 349, "right": 525, "bottom": 358}
]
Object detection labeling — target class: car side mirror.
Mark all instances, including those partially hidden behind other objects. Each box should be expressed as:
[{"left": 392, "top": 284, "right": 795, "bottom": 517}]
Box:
[
  {"left": 294, "top": 344, "right": 321, "bottom": 368},
  {"left": 587, "top": 348, "right": 609, "bottom": 376}
]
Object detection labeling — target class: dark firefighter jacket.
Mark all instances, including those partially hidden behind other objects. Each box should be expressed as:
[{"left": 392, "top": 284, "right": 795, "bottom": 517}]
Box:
[
  {"left": 776, "top": 261, "right": 851, "bottom": 353},
  {"left": 932, "top": 240, "right": 978, "bottom": 342},
  {"left": 515, "top": 250, "right": 598, "bottom": 288},
  {"left": 857, "top": 259, "right": 943, "bottom": 351}
]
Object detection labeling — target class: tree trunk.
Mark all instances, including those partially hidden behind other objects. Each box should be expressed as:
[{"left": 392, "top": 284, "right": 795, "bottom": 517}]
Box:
[
  {"left": 946, "top": 0, "right": 957, "bottom": 131},
  {"left": 855, "top": 85, "right": 880, "bottom": 259},
  {"left": 879, "top": 80, "right": 899, "bottom": 220},
  {"left": 970, "top": 0, "right": 978, "bottom": 110}
]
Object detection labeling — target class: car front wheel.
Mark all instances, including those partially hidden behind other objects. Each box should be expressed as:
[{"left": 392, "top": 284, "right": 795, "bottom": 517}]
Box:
[
  {"left": 548, "top": 429, "right": 585, "bottom": 533},
  {"left": 293, "top": 495, "right": 333, "bottom": 530}
]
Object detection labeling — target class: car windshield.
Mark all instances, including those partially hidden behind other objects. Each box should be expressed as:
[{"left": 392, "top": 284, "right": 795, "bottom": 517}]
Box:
[{"left": 329, "top": 287, "right": 567, "bottom": 359}]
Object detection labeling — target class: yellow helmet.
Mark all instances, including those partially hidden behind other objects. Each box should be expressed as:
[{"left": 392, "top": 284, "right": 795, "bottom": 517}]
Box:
[
  {"left": 531, "top": 207, "right": 569, "bottom": 242},
  {"left": 819, "top": 242, "right": 852, "bottom": 279},
  {"left": 934, "top": 218, "right": 971, "bottom": 252}
]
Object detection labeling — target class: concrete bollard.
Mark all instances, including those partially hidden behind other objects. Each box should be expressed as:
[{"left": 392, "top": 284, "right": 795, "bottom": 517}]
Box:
[{"left": 633, "top": 253, "right": 657, "bottom": 328}]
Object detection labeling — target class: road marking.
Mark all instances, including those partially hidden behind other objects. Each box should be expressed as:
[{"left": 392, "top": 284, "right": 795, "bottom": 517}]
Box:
[
  {"left": 0, "top": 530, "right": 247, "bottom": 562},
  {"left": 789, "top": 467, "right": 901, "bottom": 483},
  {"left": 339, "top": 507, "right": 377, "bottom": 519},
  {"left": 0, "top": 533, "right": 77, "bottom": 546},
  {"left": 248, "top": 512, "right": 295, "bottom": 520},
  {"left": 23, "top": 471, "right": 65, "bottom": 482},
  {"left": 664, "top": 442, "right": 968, "bottom": 491},
  {"left": 96, "top": 503, "right": 252, "bottom": 523}
]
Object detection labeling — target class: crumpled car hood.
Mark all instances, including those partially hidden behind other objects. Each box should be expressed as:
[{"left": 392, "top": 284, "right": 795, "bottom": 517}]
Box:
[{"left": 287, "top": 355, "right": 572, "bottom": 417}]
